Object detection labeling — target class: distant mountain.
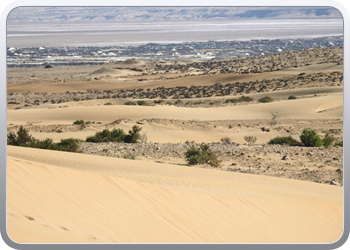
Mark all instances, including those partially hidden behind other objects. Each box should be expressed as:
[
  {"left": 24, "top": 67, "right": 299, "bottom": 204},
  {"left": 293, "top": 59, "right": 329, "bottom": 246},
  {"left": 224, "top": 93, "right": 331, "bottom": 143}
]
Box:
[
  {"left": 7, "top": 7, "right": 342, "bottom": 23},
  {"left": 233, "top": 8, "right": 342, "bottom": 19}
]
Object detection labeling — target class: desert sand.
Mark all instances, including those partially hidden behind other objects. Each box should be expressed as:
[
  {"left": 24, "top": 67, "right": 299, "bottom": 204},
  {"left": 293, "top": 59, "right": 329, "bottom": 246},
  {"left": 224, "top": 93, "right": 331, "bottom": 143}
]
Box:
[
  {"left": 7, "top": 46, "right": 343, "bottom": 243},
  {"left": 7, "top": 146, "right": 343, "bottom": 243}
]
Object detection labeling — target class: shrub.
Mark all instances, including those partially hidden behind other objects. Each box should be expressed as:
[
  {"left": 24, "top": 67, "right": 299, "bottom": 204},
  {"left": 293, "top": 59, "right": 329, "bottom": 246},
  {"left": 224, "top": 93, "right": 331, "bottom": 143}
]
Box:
[
  {"left": 73, "top": 120, "right": 85, "bottom": 125},
  {"left": 56, "top": 138, "right": 81, "bottom": 152},
  {"left": 7, "top": 126, "right": 81, "bottom": 153},
  {"left": 174, "top": 100, "right": 183, "bottom": 105},
  {"left": 125, "top": 101, "right": 137, "bottom": 105},
  {"left": 334, "top": 140, "right": 343, "bottom": 147},
  {"left": 238, "top": 96, "right": 253, "bottom": 102},
  {"left": 268, "top": 136, "right": 300, "bottom": 145},
  {"left": 220, "top": 137, "right": 232, "bottom": 144},
  {"left": 258, "top": 96, "right": 273, "bottom": 103},
  {"left": 322, "top": 133, "right": 335, "bottom": 148},
  {"left": 300, "top": 128, "right": 324, "bottom": 147},
  {"left": 25, "top": 138, "right": 55, "bottom": 149},
  {"left": 86, "top": 129, "right": 111, "bottom": 142},
  {"left": 123, "top": 155, "right": 136, "bottom": 160},
  {"left": 86, "top": 126, "right": 141, "bottom": 143},
  {"left": 110, "top": 128, "right": 126, "bottom": 142},
  {"left": 288, "top": 95, "right": 297, "bottom": 100},
  {"left": 225, "top": 95, "right": 253, "bottom": 104},
  {"left": 7, "top": 131, "right": 18, "bottom": 145},
  {"left": 244, "top": 135, "right": 257, "bottom": 144},
  {"left": 7, "top": 126, "right": 34, "bottom": 146},
  {"left": 124, "top": 125, "right": 142, "bottom": 143},
  {"left": 104, "top": 102, "right": 113, "bottom": 105},
  {"left": 154, "top": 99, "right": 164, "bottom": 104},
  {"left": 225, "top": 98, "right": 237, "bottom": 104},
  {"left": 184, "top": 144, "right": 221, "bottom": 167},
  {"left": 137, "top": 100, "right": 149, "bottom": 106}
]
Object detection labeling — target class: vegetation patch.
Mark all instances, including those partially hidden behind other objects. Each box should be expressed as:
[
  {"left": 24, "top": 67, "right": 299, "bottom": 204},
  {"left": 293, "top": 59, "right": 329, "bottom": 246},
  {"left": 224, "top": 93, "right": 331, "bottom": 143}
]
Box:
[
  {"left": 300, "top": 128, "right": 324, "bottom": 147},
  {"left": 73, "top": 119, "right": 85, "bottom": 125},
  {"left": 137, "top": 100, "right": 149, "bottom": 106},
  {"left": 268, "top": 136, "right": 301, "bottom": 145},
  {"left": 174, "top": 100, "right": 183, "bottom": 105},
  {"left": 258, "top": 96, "right": 273, "bottom": 103},
  {"left": 7, "top": 126, "right": 81, "bottom": 153},
  {"left": 124, "top": 101, "right": 137, "bottom": 105},
  {"left": 225, "top": 95, "right": 253, "bottom": 104},
  {"left": 185, "top": 143, "right": 221, "bottom": 167},
  {"left": 153, "top": 99, "right": 164, "bottom": 104},
  {"left": 244, "top": 135, "right": 257, "bottom": 144},
  {"left": 86, "top": 125, "right": 142, "bottom": 143}
]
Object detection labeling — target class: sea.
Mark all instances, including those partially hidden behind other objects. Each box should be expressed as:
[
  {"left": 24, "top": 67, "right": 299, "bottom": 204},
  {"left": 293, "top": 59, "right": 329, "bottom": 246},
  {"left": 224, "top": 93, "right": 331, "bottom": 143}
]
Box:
[{"left": 7, "top": 19, "right": 343, "bottom": 48}]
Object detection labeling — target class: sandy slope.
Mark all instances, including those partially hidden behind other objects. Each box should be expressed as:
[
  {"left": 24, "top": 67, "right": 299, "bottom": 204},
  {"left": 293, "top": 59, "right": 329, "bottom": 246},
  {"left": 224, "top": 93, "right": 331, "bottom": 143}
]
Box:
[
  {"left": 7, "top": 92, "right": 343, "bottom": 125},
  {"left": 7, "top": 146, "right": 343, "bottom": 243},
  {"left": 7, "top": 92, "right": 343, "bottom": 143},
  {"left": 7, "top": 63, "right": 343, "bottom": 94}
]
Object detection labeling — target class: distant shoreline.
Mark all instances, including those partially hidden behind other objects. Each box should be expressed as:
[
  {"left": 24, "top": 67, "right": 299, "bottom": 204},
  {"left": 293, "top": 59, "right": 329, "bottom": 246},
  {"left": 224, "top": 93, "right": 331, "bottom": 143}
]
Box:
[{"left": 7, "top": 19, "right": 343, "bottom": 48}]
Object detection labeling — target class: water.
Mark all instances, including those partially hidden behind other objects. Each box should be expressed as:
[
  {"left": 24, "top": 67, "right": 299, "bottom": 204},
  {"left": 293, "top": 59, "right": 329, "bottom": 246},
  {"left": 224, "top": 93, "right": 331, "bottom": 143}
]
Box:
[{"left": 7, "top": 19, "right": 343, "bottom": 48}]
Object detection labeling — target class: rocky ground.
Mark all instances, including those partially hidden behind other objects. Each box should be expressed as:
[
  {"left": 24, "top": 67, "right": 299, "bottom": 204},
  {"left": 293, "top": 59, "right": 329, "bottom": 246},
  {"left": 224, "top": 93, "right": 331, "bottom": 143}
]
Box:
[
  {"left": 7, "top": 70, "right": 343, "bottom": 108},
  {"left": 7, "top": 117, "right": 343, "bottom": 186},
  {"left": 7, "top": 118, "right": 344, "bottom": 142},
  {"left": 7, "top": 47, "right": 343, "bottom": 108},
  {"left": 78, "top": 141, "right": 343, "bottom": 186}
]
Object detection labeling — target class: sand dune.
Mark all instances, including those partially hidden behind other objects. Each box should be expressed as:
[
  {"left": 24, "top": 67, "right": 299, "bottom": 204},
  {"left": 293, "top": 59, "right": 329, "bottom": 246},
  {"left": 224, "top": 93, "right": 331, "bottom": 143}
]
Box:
[
  {"left": 7, "top": 92, "right": 343, "bottom": 144},
  {"left": 7, "top": 63, "right": 343, "bottom": 94},
  {"left": 7, "top": 93, "right": 343, "bottom": 126},
  {"left": 6, "top": 48, "right": 344, "bottom": 244},
  {"left": 315, "top": 97, "right": 343, "bottom": 112},
  {"left": 7, "top": 146, "right": 343, "bottom": 243}
]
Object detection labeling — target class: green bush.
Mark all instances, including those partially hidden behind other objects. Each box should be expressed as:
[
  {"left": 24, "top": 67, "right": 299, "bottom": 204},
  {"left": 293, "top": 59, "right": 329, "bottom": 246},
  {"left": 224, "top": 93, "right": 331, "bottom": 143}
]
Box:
[
  {"left": 56, "top": 138, "right": 81, "bottom": 152},
  {"left": 25, "top": 138, "right": 55, "bottom": 149},
  {"left": 185, "top": 144, "right": 221, "bottom": 167},
  {"left": 268, "top": 136, "right": 301, "bottom": 145},
  {"left": 86, "top": 129, "right": 112, "bottom": 142},
  {"left": 258, "top": 96, "right": 273, "bottom": 103},
  {"left": 7, "top": 126, "right": 81, "bottom": 153},
  {"left": 300, "top": 128, "right": 324, "bottom": 147},
  {"left": 154, "top": 99, "right": 164, "bottom": 104},
  {"left": 110, "top": 128, "right": 126, "bottom": 142},
  {"left": 288, "top": 95, "right": 297, "bottom": 100},
  {"left": 86, "top": 126, "right": 141, "bottom": 143},
  {"left": 174, "top": 100, "right": 183, "bottom": 105},
  {"left": 123, "top": 155, "right": 136, "bottom": 160},
  {"left": 322, "top": 133, "right": 335, "bottom": 148},
  {"left": 104, "top": 102, "right": 113, "bottom": 105},
  {"left": 125, "top": 101, "right": 137, "bottom": 105},
  {"left": 137, "top": 100, "right": 149, "bottom": 106},
  {"left": 334, "top": 140, "right": 343, "bottom": 147},
  {"left": 225, "top": 96, "right": 253, "bottom": 104},
  {"left": 7, "top": 126, "right": 34, "bottom": 146},
  {"left": 238, "top": 96, "right": 253, "bottom": 102},
  {"left": 124, "top": 125, "right": 142, "bottom": 143},
  {"left": 73, "top": 120, "right": 85, "bottom": 125}
]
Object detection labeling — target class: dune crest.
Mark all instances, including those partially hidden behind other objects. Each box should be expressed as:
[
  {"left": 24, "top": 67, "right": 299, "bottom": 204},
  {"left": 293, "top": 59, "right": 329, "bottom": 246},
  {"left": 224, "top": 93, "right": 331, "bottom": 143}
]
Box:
[{"left": 315, "top": 97, "right": 343, "bottom": 112}]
